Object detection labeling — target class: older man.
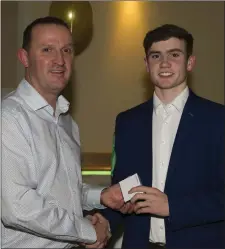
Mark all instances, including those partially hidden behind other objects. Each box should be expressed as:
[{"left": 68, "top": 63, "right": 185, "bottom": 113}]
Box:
[{"left": 2, "top": 16, "right": 131, "bottom": 248}]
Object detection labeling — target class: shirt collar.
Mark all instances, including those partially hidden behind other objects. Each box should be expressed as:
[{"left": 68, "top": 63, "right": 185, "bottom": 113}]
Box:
[
  {"left": 153, "top": 86, "right": 189, "bottom": 114},
  {"left": 172, "top": 86, "right": 189, "bottom": 112},
  {"left": 17, "top": 79, "right": 70, "bottom": 114}
]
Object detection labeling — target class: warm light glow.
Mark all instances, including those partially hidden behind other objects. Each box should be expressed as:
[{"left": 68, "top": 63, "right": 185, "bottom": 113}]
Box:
[
  {"left": 123, "top": 1, "right": 139, "bottom": 16},
  {"left": 68, "top": 11, "right": 74, "bottom": 20},
  {"left": 67, "top": 10, "right": 75, "bottom": 33},
  {"left": 119, "top": 1, "right": 144, "bottom": 26},
  {"left": 108, "top": 1, "right": 146, "bottom": 57}
]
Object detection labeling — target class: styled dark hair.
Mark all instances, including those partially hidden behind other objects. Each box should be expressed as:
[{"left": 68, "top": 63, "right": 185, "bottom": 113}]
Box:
[
  {"left": 143, "top": 24, "right": 194, "bottom": 58},
  {"left": 22, "top": 16, "right": 70, "bottom": 51}
]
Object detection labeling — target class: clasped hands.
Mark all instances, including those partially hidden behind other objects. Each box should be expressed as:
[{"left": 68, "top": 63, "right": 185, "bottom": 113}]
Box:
[
  {"left": 100, "top": 183, "right": 169, "bottom": 217},
  {"left": 83, "top": 184, "right": 169, "bottom": 248},
  {"left": 83, "top": 213, "right": 111, "bottom": 248}
]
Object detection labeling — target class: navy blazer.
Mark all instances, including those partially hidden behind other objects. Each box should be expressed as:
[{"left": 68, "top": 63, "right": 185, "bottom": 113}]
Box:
[{"left": 101, "top": 91, "right": 225, "bottom": 248}]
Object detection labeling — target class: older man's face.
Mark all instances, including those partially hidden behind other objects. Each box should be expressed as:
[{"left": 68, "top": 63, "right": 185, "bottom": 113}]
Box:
[{"left": 21, "top": 24, "right": 74, "bottom": 97}]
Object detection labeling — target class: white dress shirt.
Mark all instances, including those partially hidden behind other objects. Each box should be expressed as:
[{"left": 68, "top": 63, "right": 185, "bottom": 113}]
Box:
[
  {"left": 150, "top": 87, "right": 189, "bottom": 244},
  {"left": 2, "top": 79, "right": 105, "bottom": 248}
]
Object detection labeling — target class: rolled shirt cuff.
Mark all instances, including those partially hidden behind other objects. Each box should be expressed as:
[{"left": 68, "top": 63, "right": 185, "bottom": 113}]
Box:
[{"left": 86, "top": 186, "right": 107, "bottom": 209}]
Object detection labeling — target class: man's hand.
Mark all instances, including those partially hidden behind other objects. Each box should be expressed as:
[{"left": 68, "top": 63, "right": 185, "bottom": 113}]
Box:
[
  {"left": 100, "top": 184, "right": 135, "bottom": 213},
  {"left": 84, "top": 213, "right": 111, "bottom": 248},
  {"left": 119, "top": 202, "right": 134, "bottom": 214},
  {"left": 129, "top": 186, "right": 169, "bottom": 217}
]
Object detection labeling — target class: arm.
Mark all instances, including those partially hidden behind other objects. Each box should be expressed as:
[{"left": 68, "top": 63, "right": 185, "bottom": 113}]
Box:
[
  {"left": 99, "top": 132, "right": 125, "bottom": 234},
  {"left": 2, "top": 112, "right": 96, "bottom": 244},
  {"left": 82, "top": 184, "right": 106, "bottom": 210},
  {"left": 71, "top": 118, "right": 106, "bottom": 211}
]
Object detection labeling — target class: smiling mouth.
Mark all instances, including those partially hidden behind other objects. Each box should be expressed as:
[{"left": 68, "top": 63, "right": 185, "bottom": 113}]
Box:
[
  {"left": 158, "top": 72, "right": 174, "bottom": 77},
  {"left": 51, "top": 70, "right": 65, "bottom": 74},
  {"left": 50, "top": 70, "right": 66, "bottom": 78}
]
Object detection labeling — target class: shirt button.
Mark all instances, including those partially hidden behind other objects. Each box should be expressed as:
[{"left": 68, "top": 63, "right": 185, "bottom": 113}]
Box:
[
  {"left": 160, "top": 161, "right": 164, "bottom": 167},
  {"left": 160, "top": 225, "right": 164, "bottom": 230},
  {"left": 161, "top": 140, "right": 166, "bottom": 144}
]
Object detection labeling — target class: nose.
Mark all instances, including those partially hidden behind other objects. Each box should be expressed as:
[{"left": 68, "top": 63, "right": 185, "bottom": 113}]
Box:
[
  {"left": 54, "top": 51, "right": 65, "bottom": 66},
  {"left": 160, "top": 55, "right": 171, "bottom": 67}
]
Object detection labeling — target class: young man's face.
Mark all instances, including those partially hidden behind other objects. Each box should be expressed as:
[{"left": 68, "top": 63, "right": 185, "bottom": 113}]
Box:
[
  {"left": 145, "top": 37, "right": 195, "bottom": 91},
  {"left": 18, "top": 24, "right": 74, "bottom": 96}
]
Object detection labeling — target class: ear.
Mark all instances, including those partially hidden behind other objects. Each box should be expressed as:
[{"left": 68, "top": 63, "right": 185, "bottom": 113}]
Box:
[
  {"left": 144, "top": 56, "right": 150, "bottom": 73},
  {"left": 17, "top": 48, "right": 29, "bottom": 68},
  {"left": 187, "top": 55, "right": 196, "bottom": 72}
]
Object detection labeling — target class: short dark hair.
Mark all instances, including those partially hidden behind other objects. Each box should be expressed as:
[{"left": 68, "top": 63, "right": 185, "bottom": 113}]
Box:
[
  {"left": 143, "top": 24, "right": 194, "bottom": 58},
  {"left": 22, "top": 16, "right": 70, "bottom": 51}
]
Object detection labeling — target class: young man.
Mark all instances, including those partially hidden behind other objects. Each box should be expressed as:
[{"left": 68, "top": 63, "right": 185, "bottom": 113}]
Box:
[
  {"left": 101, "top": 24, "right": 225, "bottom": 248},
  {"left": 2, "top": 16, "right": 131, "bottom": 248}
]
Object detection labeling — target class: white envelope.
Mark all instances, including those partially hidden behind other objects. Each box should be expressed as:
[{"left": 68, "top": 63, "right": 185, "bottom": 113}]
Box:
[{"left": 119, "top": 173, "right": 142, "bottom": 202}]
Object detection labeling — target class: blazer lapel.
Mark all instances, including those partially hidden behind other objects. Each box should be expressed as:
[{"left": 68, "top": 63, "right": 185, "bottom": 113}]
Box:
[
  {"left": 164, "top": 91, "right": 196, "bottom": 193},
  {"left": 138, "top": 98, "right": 154, "bottom": 187}
]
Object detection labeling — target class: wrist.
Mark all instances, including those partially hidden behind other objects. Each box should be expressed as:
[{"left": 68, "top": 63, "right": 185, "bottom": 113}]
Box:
[{"left": 100, "top": 187, "right": 108, "bottom": 205}]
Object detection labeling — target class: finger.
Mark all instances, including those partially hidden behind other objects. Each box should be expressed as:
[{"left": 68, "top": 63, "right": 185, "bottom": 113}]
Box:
[
  {"left": 130, "top": 193, "right": 149, "bottom": 203},
  {"left": 129, "top": 186, "right": 160, "bottom": 194},
  {"left": 94, "top": 213, "right": 105, "bottom": 223},
  {"left": 119, "top": 203, "right": 129, "bottom": 213},
  {"left": 92, "top": 242, "right": 104, "bottom": 249},
  {"left": 121, "top": 203, "right": 134, "bottom": 214},
  {"left": 88, "top": 215, "right": 98, "bottom": 225},
  {"left": 129, "top": 186, "right": 149, "bottom": 194},
  {"left": 125, "top": 204, "right": 133, "bottom": 213},
  {"left": 134, "top": 204, "right": 145, "bottom": 213},
  {"left": 127, "top": 204, "right": 135, "bottom": 213},
  {"left": 135, "top": 207, "right": 152, "bottom": 214},
  {"left": 123, "top": 202, "right": 135, "bottom": 211},
  {"left": 97, "top": 242, "right": 105, "bottom": 248},
  {"left": 134, "top": 205, "right": 148, "bottom": 213},
  {"left": 128, "top": 207, "right": 134, "bottom": 214},
  {"left": 85, "top": 241, "right": 101, "bottom": 248}
]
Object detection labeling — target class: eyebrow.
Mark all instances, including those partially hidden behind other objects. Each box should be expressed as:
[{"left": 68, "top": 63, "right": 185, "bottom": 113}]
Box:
[
  {"left": 148, "top": 48, "right": 184, "bottom": 56},
  {"left": 63, "top": 43, "right": 74, "bottom": 47},
  {"left": 39, "top": 43, "right": 74, "bottom": 47}
]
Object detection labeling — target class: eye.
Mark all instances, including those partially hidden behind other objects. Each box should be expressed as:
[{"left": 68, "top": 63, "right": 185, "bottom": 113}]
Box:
[
  {"left": 42, "top": 47, "right": 52, "bottom": 52},
  {"left": 171, "top": 52, "right": 180, "bottom": 58},
  {"left": 63, "top": 47, "right": 73, "bottom": 54},
  {"left": 150, "top": 54, "right": 160, "bottom": 59}
]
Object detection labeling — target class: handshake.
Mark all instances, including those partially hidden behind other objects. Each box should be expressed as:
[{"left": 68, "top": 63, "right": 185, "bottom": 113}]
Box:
[
  {"left": 81, "top": 174, "right": 138, "bottom": 248},
  {"left": 82, "top": 173, "right": 169, "bottom": 248}
]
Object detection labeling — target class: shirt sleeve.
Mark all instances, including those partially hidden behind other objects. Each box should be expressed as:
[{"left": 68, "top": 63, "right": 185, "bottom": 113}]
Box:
[
  {"left": 82, "top": 184, "right": 107, "bottom": 210},
  {"left": 2, "top": 111, "right": 97, "bottom": 244},
  {"left": 71, "top": 117, "right": 107, "bottom": 210},
  {"left": 99, "top": 131, "right": 124, "bottom": 234}
]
